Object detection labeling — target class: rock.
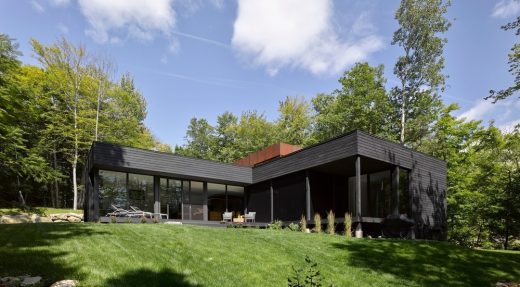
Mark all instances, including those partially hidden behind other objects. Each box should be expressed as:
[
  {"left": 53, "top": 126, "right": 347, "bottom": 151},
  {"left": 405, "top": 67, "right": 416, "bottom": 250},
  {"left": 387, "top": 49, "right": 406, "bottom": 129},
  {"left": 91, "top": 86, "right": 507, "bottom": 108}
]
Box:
[
  {"left": 1, "top": 276, "right": 21, "bottom": 287},
  {"left": 20, "top": 276, "right": 41, "bottom": 286},
  {"left": 1, "top": 215, "right": 32, "bottom": 224},
  {"left": 67, "top": 216, "right": 81, "bottom": 223},
  {"left": 36, "top": 217, "right": 52, "bottom": 223},
  {"left": 50, "top": 280, "right": 78, "bottom": 287}
]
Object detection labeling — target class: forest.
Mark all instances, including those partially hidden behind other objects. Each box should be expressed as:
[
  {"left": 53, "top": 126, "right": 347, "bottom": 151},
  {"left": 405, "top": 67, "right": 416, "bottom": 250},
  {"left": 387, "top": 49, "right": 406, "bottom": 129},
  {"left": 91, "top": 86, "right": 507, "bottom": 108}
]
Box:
[{"left": 0, "top": 0, "right": 518, "bottom": 250}]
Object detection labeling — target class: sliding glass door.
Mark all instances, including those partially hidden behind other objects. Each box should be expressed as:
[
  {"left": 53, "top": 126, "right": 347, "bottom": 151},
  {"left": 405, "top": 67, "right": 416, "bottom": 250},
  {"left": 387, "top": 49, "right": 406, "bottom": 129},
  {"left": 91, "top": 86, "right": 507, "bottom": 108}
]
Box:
[{"left": 159, "top": 178, "right": 182, "bottom": 220}]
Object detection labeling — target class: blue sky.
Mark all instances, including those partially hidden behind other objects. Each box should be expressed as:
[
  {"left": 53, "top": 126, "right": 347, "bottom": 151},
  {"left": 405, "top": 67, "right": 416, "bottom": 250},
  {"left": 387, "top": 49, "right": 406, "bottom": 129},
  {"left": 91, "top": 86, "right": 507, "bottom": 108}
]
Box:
[{"left": 1, "top": 0, "right": 519, "bottom": 147}]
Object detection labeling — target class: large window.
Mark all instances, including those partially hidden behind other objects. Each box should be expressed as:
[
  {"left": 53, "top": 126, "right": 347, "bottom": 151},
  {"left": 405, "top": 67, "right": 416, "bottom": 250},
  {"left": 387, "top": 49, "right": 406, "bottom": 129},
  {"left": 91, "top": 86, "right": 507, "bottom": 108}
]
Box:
[
  {"left": 98, "top": 170, "right": 128, "bottom": 216},
  {"left": 190, "top": 181, "right": 204, "bottom": 220},
  {"left": 160, "top": 178, "right": 182, "bottom": 220},
  {"left": 128, "top": 173, "right": 154, "bottom": 213},
  {"left": 207, "top": 183, "right": 226, "bottom": 221},
  {"left": 227, "top": 185, "right": 244, "bottom": 217},
  {"left": 368, "top": 171, "right": 391, "bottom": 217}
]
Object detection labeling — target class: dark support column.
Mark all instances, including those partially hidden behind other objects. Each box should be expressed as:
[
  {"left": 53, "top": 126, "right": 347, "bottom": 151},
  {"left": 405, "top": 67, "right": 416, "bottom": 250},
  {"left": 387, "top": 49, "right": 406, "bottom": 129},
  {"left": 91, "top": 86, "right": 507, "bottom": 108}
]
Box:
[
  {"left": 225, "top": 185, "right": 228, "bottom": 212},
  {"left": 154, "top": 176, "right": 160, "bottom": 219},
  {"left": 355, "top": 156, "right": 363, "bottom": 238},
  {"left": 203, "top": 182, "right": 208, "bottom": 222},
  {"left": 305, "top": 170, "right": 311, "bottom": 220},
  {"left": 392, "top": 166, "right": 400, "bottom": 216},
  {"left": 91, "top": 169, "right": 99, "bottom": 222},
  {"left": 270, "top": 181, "right": 274, "bottom": 223}
]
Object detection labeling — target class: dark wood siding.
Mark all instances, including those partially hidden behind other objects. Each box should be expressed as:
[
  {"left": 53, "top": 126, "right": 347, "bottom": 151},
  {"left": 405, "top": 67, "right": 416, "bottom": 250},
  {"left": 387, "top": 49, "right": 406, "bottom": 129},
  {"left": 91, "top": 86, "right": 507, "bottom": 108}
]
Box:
[
  {"left": 90, "top": 142, "right": 252, "bottom": 185},
  {"left": 252, "top": 132, "right": 357, "bottom": 183},
  {"left": 356, "top": 131, "right": 447, "bottom": 238}
]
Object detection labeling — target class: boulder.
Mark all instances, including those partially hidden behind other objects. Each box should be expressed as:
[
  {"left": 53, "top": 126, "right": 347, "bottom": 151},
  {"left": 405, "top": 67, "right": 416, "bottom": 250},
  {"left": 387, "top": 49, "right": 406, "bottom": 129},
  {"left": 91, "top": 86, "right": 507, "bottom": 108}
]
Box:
[
  {"left": 20, "top": 276, "right": 41, "bottom": 286},
  {"left": 67, "top": 216, "right": 81, "bottom": 223},
  {"left": 0, "top": 276, "right": 21, "bottom": 287},
  {"left": 1, "top": 215, "right": 32, "bottom": 224},
  {"left": 50, "top": 280, "right": 78, "bottom": 287}
]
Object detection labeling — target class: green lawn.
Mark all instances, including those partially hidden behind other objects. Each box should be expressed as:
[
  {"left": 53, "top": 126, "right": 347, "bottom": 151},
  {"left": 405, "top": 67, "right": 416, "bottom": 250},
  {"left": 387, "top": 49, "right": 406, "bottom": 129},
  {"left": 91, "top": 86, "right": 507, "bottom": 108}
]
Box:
[
  {"left": 0, "top": 223, "right": 518, "bottom": 287},
  {"left": 0, "top": 207, "right": 82, "bottom": 216}
]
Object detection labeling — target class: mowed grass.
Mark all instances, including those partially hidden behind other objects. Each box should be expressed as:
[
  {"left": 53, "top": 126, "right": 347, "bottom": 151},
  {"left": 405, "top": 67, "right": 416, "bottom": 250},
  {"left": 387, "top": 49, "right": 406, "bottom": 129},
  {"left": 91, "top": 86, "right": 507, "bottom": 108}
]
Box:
[{"left": 0, "top": 224, "right": 518, "bottom": 287}]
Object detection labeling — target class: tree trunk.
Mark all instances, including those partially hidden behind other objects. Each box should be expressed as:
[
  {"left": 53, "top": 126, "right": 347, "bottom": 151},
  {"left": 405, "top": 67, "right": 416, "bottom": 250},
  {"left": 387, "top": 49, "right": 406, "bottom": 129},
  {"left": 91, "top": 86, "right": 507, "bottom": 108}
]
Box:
[
  {"left": 72, "top": 92, "right": 78, "bottom": 210},
  {"left": 53, "top": 147, "right": 60, "bottom": 208}
]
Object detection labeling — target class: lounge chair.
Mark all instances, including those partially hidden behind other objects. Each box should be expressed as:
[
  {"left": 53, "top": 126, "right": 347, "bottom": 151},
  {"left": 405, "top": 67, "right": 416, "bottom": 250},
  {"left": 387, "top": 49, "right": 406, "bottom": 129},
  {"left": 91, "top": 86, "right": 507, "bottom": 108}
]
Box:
[
  {"left": 222, "top": 211, "right": 232, "bottom": 222},
  {"left": 129, "top": 206, "right": 153, "bottom": 218},
  {"left": 106, "top": 205, "right": 131, "bottom": 217},
  {"left": 244, "top": 212, "right": 256, "bottom": 223}
]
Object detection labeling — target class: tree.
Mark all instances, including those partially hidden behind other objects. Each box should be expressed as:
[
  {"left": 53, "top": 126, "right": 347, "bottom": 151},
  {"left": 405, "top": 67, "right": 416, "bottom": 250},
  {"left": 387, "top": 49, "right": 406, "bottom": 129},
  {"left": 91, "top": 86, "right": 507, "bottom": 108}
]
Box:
[
  {"left": 487, "top": 16, "right": 520, "bottom": 102},
  {"left": 32, "top": 38, "right": 92, "bottom": 210},
  {"left": 213, "top": 111, "right": 239, "bottom": 162},
  {"left": 312, "top": 63, "right": 393, "bottom": 142},
  {"left": 276, "top": 96, "right": 311, "bottom": 146},
  {"left": 175, "top": 118, "right": 216, "bottom": 160},
  {"left": 392, "top": 0, "right": 451, "bottom": 146}
]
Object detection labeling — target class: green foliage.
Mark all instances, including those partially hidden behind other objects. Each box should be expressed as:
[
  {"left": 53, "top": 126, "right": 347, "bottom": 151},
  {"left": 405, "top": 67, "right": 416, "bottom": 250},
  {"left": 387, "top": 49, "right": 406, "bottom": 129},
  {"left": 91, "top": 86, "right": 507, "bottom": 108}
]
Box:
[
  {"left": 288, "top": 256, "right": 326, "bottom": 287},
  {"left": 326, "top": 210, "right": 335, "bottom": 235},
  {"left": 300, "top": 215, "right": 307, "bottom": 233},
  {"left": 277, "top": 96, "right": 312, "bottom": 146},
  {"left": 487, "top": 16, "right": 520, "bottom": 102},
  {"left": 270, "top": 220, "right": 283, "bottom": 230},
  {"left": 141, "top": 216, "right": 148, "bottom": 224},
  {"left": 288, "top": 222, "right": 300, "bottom": 232},
  {"left": 344, "top": 213, "right": 352, "bottom": 239},
  {"left": 312, "top": 63, "right": 394, "bottom": 142},
  {"left": 391, "top": 0, "right": 451, "bottom": 145},
  {"left": 314, "top": 213, "right": 321, "bottom": 233}
]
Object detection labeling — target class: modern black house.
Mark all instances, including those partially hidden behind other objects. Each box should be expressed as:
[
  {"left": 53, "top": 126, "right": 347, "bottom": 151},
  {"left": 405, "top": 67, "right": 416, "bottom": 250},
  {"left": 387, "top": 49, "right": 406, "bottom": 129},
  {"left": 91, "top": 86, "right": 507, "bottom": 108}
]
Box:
[{"left": 83, "top": 130, "right": 447, "bottom": 239}]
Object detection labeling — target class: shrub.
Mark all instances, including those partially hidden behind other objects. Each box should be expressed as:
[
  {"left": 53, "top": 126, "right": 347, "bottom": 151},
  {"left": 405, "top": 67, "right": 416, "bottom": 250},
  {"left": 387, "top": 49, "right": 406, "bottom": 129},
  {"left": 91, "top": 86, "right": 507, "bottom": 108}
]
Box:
[
  {"left": 326, "top": 210, "right": 335, "bottom": 235},
  {"left": 287, "top": 256, "right": 324, "bottom": 287},
  {"left": 299, "top": 215, "right": 307, "bottom": 233},
  {"left": 110, "top": 216, "right": 116, "bottom": 224},
  {"left": 344, "top": 213, "right": 352, "bottom": 239},
  {"left": 314, "top": 213, "right": 321, "bottom": 233},
  {"left": 141, "top": 216, "right": 148, "bottom": 224},
  {"left": 126, "top": 217, "right": 132, "bottom": 223},
  {"left": 270, "top": 219, "right": 283, "bottom": 230},
  {"left": 152, "top": 217, "right": 159, "bottom": 224},
  {"left": 288, "top": 222, "right": 299, "bottom": 232}
]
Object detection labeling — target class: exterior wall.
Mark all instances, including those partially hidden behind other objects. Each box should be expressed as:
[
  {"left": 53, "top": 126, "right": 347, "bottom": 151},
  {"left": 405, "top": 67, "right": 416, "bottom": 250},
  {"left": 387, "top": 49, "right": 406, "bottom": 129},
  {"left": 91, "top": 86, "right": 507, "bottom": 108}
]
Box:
[{"left": 91, "top": 142, "right": 252, "bottom": 185}]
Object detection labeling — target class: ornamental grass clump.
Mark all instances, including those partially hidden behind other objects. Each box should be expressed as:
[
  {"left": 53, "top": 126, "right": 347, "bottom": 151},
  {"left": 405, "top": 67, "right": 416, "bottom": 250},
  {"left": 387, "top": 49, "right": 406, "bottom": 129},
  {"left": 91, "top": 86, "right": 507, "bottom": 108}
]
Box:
[
  {"left": 326, "top": 210, "right": 335, "bottom": 235},
  {"left": 299, "top": 215, "right": 307, "bottom": 233},
  {"left": 313, "top": 213, "right": 321, "bottom": 233},
  {"left": 288, "top": 222, "right": 299, "bottom": 231},
  {"left": 344, "top": 212, "right": 352, "bottom": 239},
  {"left": 140, "top": 216, "right": 148, "bottom": 224}
]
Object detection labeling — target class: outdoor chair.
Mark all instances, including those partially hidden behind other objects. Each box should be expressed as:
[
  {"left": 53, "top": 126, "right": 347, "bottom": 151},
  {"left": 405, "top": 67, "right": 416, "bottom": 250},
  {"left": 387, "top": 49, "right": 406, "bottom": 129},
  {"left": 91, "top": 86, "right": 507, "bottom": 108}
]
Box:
[
  {"left": 129, "top": 206, "right": 153, "bottom": 218},
  {"left": 222, "top": 211, "right": 233, "bottom": 222},
  {"left": 106, "top": 205, "right": 131, "bottom": 217},
  {"left": 244, "top": 212, "right": 256, "bottom": 223}
]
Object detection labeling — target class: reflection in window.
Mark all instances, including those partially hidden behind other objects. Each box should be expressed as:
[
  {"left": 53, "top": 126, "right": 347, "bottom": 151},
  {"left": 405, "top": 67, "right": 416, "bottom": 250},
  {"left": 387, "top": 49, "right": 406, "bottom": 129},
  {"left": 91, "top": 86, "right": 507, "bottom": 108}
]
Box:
[
  {"left": 190, "top": 181, "right": 204, "bottom": 220},
  {"left": 98, "top": 170, "right": 128, "bottom": 217},
  {"left": 128, "top": 173, "right": 154, "bottom": 213},
  {"left": 227, "top": 185, "right": 244, "bottom": 217},
  {"left": 368, "top": 171, "right": 391, "bottom": 217},
  {"left": 160, "top": 178, "right": 182, "bottom": 220},
  {"left": 208, "top": 183, "right": 226, "bottom": 221}
]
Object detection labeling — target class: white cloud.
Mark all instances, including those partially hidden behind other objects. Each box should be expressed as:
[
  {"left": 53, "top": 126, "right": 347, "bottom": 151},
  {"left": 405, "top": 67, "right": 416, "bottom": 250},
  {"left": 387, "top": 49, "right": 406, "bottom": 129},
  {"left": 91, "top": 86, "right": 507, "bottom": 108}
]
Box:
[
  {"left": 458, "top": 99, "right": 520, "bottom": 133},
  {"left": 57, "top": 23, "right": 69, "bottom": 34},
  {"left": 492, "top": 0, "right": 520, "bottom": 19},
  {"left": 231, "top": 0, "right": 383, "bottom": 76},
  {"left": 78, "top": 0, "right": 176, "bottom": 43},
  {"left": 31, "top": 1, "right": 45, "bottom": 13},
  {"left": 458, "top": 100, "right": 495, "bottom": 121},
  {"left": 49, "top": 0, "right": 70, "bottom": 7}
]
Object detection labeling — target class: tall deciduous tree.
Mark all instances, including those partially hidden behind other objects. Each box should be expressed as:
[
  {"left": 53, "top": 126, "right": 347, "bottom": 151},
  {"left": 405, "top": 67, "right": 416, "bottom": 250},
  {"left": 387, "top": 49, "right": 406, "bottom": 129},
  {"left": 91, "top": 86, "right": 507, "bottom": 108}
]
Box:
[
  {"left": 276, "top": 96, "right": 311, "bottom": 146},
  {"left": 312, "top": 62, "right": 393, "bottom": 142},
  {"left": 392, "top": 0, "right": 451, "bottom": 146},
  {"left": 487, "top": 16, "right": 520, "bottom": 102}
]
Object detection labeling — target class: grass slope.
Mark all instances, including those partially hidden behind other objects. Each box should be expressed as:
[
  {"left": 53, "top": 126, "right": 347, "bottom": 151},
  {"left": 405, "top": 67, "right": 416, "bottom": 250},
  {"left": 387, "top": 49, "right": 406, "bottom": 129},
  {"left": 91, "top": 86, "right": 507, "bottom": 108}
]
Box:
[{"left": 0, "top": 223, "right": 518, "bottom": 286}]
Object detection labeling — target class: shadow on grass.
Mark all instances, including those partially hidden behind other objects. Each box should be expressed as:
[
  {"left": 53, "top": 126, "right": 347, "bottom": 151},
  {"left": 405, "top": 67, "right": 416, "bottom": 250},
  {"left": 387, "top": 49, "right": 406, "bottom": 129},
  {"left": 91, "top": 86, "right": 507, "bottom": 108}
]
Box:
[
  {"left": 0, "top": 223, "right": 109, "bottom": 284},
  {"left": 333, "top": 240, "right": 520, "bottom": 286},
  {"left": 104, "top": 268, "right": 199, "bottom": 287}
]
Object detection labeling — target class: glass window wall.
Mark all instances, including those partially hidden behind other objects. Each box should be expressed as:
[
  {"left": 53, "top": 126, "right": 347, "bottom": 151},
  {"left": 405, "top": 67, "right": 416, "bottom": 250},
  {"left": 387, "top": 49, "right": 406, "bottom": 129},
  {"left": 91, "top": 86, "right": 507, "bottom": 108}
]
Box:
[
  {"left": 128, "top": 173, "right": 154, "bottom": 213},
  {"left": 98, "top": 170, "right": 128, "bottom": 217},
  {"left": 207, "top": 183, "right": 226, "bottom": 221}
]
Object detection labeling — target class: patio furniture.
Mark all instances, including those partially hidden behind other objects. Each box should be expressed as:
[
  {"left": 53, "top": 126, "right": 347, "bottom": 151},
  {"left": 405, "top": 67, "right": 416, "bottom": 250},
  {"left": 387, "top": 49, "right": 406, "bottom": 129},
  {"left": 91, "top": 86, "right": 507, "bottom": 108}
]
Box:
[
  {"left": 106, "top": 205, "right": 131, "bottom": 217},
  {"left": 233, "top": 216, "right": 244, "bottom": 223},
  {"left": 244, "top": 212, "right": 256, "bottom": 223},
  {"left": 222, "top": 211, "right": 232, "bottom": 222},
  {"left": 129, "top": 206, "right": 153, "bottom": 218}
]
